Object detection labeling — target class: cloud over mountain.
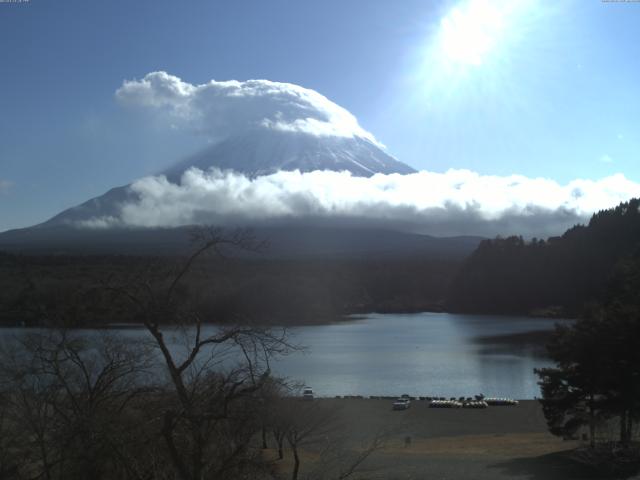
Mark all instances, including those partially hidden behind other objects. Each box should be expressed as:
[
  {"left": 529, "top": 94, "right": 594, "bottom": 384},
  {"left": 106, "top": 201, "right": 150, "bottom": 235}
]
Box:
[
  {"left": 65, "top": 72, "right": 640, "bottom": 238},
  {"left": 80, "top": 168, "right": 640, "bottom": 238},
  {"left": 116, "top": 71, "right": 381, "bottom": 146}
]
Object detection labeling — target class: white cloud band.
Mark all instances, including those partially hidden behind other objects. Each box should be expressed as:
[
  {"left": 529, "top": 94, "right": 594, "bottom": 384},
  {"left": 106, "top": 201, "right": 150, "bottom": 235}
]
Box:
[{"left": 79, "top": 168, "right": 640, "bottom": 238}]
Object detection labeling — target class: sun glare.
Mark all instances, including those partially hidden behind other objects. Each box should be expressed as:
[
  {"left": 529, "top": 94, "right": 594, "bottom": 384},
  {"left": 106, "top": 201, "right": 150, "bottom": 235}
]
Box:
[
  {"left": 410, "top": 0, "right": 538, "bottom": 102},
  {"left": 439, "top": 0, "right": 506, "bottom": 66}
]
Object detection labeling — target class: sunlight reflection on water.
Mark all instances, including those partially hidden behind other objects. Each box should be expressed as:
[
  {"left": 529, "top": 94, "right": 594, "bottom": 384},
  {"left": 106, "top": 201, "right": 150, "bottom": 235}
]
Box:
[{"left": 0, "top": 312, "right": 567, "bottom": 399}]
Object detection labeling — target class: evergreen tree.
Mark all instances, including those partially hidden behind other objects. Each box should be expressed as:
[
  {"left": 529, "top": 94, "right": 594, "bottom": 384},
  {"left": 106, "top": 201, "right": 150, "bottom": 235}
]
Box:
[{"left": 536, "top": 246, "right": 640, "bottom": 445}]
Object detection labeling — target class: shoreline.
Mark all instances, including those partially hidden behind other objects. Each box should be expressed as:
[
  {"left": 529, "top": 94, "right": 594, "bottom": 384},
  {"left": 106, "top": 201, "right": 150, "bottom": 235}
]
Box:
[{"left": 0, "top": 309, "right": 574, "bottom": 329}]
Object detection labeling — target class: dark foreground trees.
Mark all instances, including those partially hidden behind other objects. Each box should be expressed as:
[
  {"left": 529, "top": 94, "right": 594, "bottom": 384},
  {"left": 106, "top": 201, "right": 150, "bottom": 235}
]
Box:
[
  {"left": 0, "top": 330, "right": 155, "bottom": 479},
  {"left": 101, "top": 227, "right": 296, "bottom": 479},
  {"left": 535, "top": 308, "right": 638, "bottom": 443},
  {"left": 536, "top": 307, "right": 640, "bottom": 476},
  {"left": 0, "top": 331, "right": 382, "bottom": 480},
  {"left": 536, "top": 244, "right": 640, "bottom": 447},
  {"left": 536, "top": 249, "right": 640, "bottom": 474},
  {"left": 0, "top": 228, "right": 382, "bottom": 480}
]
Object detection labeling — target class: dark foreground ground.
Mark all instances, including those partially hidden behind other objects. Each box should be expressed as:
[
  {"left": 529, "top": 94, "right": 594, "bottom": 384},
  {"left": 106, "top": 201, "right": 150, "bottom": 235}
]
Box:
[{"left": 273, "top": 399, "right": 613, "bottom": 480}]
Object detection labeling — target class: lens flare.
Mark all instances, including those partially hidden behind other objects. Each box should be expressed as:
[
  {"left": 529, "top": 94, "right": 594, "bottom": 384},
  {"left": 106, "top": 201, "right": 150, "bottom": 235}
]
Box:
[
  {"left": 439, "top": 0, "right": 507, "bottom": 66},
  {"left": 410, "top": 0, "right": 541, "bottom": 102}
]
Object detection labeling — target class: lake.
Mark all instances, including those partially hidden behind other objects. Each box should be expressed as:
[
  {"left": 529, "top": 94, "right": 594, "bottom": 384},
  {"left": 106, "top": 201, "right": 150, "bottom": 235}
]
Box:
[
  {"left": 0, "top": 312, "right": 566, "bottom": 399},
  {"left": 274, "top": 312, "right": 565, "bottom": 399}
]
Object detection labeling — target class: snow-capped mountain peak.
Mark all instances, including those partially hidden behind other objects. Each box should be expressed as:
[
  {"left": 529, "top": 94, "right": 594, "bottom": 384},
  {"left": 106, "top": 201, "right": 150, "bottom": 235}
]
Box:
[{"left": 163, "top": 129, "right": 415, "bottom": 180}]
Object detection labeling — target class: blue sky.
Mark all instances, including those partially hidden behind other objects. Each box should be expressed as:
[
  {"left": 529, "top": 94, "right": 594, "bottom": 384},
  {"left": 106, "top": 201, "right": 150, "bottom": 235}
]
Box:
[{"left": 1, "top": 0, "right": 639, "bottom": 232}]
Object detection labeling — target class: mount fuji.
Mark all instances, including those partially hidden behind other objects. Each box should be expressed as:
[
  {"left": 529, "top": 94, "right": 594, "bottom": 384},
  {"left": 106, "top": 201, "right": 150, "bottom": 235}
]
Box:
[
  {"left": 34, "top": 128, "right": 415, "bottom": 229},
  {"left": 0, "top": 69, "right": 484, "bottom": 258},
  {"left": 0, "top": 129, "right": 483, "bottom": 257},
  {"left": 165, "top": 129, "right": 416, "bottom": 180}
]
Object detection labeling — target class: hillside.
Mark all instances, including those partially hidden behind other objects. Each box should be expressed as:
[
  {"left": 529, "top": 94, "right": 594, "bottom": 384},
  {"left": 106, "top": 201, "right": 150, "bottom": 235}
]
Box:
[{"left": 446, "top": 198, "right": 640, "bottom": 316}]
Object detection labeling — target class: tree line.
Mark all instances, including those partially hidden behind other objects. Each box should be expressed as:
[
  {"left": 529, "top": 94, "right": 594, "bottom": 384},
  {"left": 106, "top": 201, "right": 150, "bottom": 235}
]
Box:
[
  {"left": 447, "top": 198, "right": 640, "bottom": 316},
  {"left": 0, "top": 250, "right": 459, "bottom": 328}
]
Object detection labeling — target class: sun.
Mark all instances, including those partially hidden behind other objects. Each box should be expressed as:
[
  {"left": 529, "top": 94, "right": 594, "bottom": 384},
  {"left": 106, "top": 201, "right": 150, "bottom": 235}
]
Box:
[
  {"left": 439, "top": 0, "right": 506, "bottom": 66},
  {"left": 407, "top": 0, "right": 541, "bottom": 113},
  {"left": 434, "top": 0, "right": 532, "bottom": 69}
]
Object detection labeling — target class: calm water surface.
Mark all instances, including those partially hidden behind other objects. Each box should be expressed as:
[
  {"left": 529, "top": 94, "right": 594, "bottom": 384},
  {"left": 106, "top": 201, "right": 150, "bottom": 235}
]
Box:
[
  {"left": 1, "top": 313, "right": 566, "bottom": 399},
  {"left": 274, "top": 312, "right": 565, "bottom": 399}
]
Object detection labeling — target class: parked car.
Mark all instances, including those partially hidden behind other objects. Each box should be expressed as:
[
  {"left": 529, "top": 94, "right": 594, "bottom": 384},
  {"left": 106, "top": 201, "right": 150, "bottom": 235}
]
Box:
[
  {"left": 393, "top": 398, "right": 410, "bottom": 410},
  {"left": 302, "top": 388, "right": 314, "bottom": 401}
]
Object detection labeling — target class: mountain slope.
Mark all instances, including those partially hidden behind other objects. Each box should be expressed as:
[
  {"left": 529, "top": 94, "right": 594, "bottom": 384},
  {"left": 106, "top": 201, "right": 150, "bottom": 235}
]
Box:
[
  {"left": 41, "top": 185, "right": 137, "bottom": 228},
  {"left": 29, "top": 130, "right": 415, "bottom": 229},
  {"left": 164, "top": 130, "right": 415, "bottom": 180}
]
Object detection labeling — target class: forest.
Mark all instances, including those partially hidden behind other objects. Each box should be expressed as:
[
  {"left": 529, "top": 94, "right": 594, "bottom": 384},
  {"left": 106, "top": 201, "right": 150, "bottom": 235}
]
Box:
[
  {"left": 447, "top": 198, "right": 640, "bottom": 317},
  {"left": 0, "top": 249, "right": 459, "bottom": 328}
]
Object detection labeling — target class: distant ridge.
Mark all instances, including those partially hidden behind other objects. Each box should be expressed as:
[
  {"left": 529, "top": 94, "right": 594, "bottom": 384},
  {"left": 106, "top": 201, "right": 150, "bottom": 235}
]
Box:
[{"left": 0, "top": 224, "right": 483, "bottom": 260}]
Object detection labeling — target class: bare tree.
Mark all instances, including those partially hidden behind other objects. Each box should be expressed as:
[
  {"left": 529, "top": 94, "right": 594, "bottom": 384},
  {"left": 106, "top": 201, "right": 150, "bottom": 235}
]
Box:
[
  {"left": 1, "top": 227, "right": 349, "bottom": 480},
  {"left": 0, "top": 390, "right": 21, "bottom": 479},
  {"left": 281, "top": 399, "right": 342, "bottom": 480},
  {"left": 106, "top": 227, "right": 295, "bottom": 480},
  {"left": 306, "top": 432, "right": 386, "bottom": 480},
  {"left": 270, "top": 399, "right": 290, "bottom": 461},
  {"left": 0, "top": 330, "right": 153, "bottom": 480},
  {"left": 275, "top": 397, "right": 385, "bottom": 480}
]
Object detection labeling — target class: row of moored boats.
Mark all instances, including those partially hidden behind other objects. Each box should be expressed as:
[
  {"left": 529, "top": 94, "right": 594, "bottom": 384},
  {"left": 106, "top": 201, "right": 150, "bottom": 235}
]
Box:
[{"left": 401, "top": 396, "right": 519, "bottom": 410}]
